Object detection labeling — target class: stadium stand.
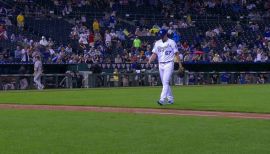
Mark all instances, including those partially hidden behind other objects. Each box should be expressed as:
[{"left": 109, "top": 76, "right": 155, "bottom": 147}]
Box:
[
  {"left": 1, "top": 0, "right": 270, "bottom": 89},
  {"left": 0, "top": 0, "right": 270, "bottom": 64},
  {"left": 0, "top": 0, "right": 270, "bottom": 63}
]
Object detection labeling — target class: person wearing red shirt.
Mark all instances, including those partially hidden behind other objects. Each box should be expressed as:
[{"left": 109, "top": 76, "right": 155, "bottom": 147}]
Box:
[{"left": 88, "top": 31, "right": 94, "bottom": 47}]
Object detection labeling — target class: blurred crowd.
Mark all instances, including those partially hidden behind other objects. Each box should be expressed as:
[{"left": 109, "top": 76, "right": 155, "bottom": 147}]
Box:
[{"left": 1, "top": 0, "right": 270, "bottom": 64}]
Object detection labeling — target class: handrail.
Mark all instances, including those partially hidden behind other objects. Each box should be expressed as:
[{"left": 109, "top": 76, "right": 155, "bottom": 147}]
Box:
[
  {"left": 0, "top": 74, "right": 67, "bottom": 77},
  {"left": 1, "top": 62, "right": 270, "bottom": 65}
]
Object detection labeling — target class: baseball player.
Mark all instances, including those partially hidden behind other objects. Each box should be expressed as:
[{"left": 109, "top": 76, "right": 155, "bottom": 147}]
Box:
[
  {"left": 33, "top": 55, "right": 44, "bottom": 90},
  {"left": 147, "top": 29, "right": 183, "bottom": 105}
]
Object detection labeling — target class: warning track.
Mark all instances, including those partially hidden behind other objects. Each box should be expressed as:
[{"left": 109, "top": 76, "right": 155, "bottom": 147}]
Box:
[{"left": 0, "top": 104, "right": 270, "bottom": 120}]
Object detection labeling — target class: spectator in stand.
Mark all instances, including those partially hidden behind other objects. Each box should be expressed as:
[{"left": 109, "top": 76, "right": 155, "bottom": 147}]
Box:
[
  {"left": 43, "top": 47, "right": 51, "bottom": 62},
  {"left": 172, "top": 31, "right": 180, "bottom": 44},
  {"left": 70, "top": 25, "right": 79, "bottom": 39},
  {"left": 39, "top": 36, "right": 48, "bottom": 54},
  {"left": 81, "top": 15, "right": 87, "bottom": 26},
  {"left": 110, "top": 29, "right": 117, "bottom": 40},
  {"left": 14, "top": 46, "right": 22, "bottom": 62},
  {"left": 24, "top": 5, "right": 30, "bottom": 16},
  {"left": 109, "top": 13, "right": 116, "bottom": 28},
  {"left": 205, "top": 28, "right": 214, "bottom": 38},
  {"left": 104, "top": 30, "right": 112, "bottom": 47},
  {"left": 65, "top": 44, "right": 73, "bottom": 55},
  {"left": 79, "top": 33, "right": 88, "bottom": 45},
  {"left": 61, "top": 4, "right": 71, "bottom": 16},
  {"left": 0, "top": 54, "right": 4, "bottom": 63},
  {"left": 17, "top": 12, "right": 25, "bottom": 31},
  {"left": 21, "top": 46, "right": 29, "bottom": 62},
  {"left": 78, "top": 41, "right": 87, "bottom": 54},
  {"left": 182, "top": 42, "right": 190, "bottom": 52},
  {"left": 249, "top": 22, "right": 260, "bottom": 32},
  {"left": 0, "top": 25, "right": 8, "bottom": 40},
  {"left": 264, "top": 28, "right": 270, "bottom": 41},
  {"left": 2, "top": 0, "right": 270, "bottom": 66},
  {"left": 212, "top": 53, "right": 222, "bottom": 62},
  {"left": 93, "top": 19, "right": 100, "bottom": 32},
  {"left": 48, "top": 46, "right": 55, "bottom": 58},
  {"left": 39, "top": 36, "right": 49, "bottom": 47},
  {"left": 115, "top": 54, "right": 123, "bottom": 63},
  {"left": 94, "top": 31, "right": 102, "bottom": 43},
  {"left": 149, "top": 24, "right": 160, "bottom": 36},
  {"left": 261, "top": 53, "right": 269, "bottom": 62},
  {"left": 47, "top": 38, "right": 54, "bottom": 47},
  {"left": 0, "top": 7, "right": 8, "bottom": 16},
  {"left": 254, "top": 49, "right": 262, "bottom": 62},
  {"left": 10, "top": 33, "right": 16, "bottom": 42},
  {"left": 246, "top": 54, "right": 253, "bottom": 62},
  {"left": 135, "top": 27, "right": 142, "bottom": 37},
  {"left": 133, "top": 36, "right": 141, "bottom": 49},
  {"left": 4, "top": 17, "right": 12, "bottom": 27},
  {"left": 145, "top": 45, "right": 152, "bottom": 59},
  {"left": 161, "top": 23, "right": 169, "bottom": 30},
  {"left": 178, "top": 20, "right": 188, "bottom": 29},
  {"left": 141, "top": 28, "right": 150, "bottom": 36},
  {"left": 123, "top": 28, "right": 133, "bottom": 38},
  {"left": 116, "top": 28, "right": 126, "bottom": 40},
  {"left": 88, "top": 31, "right": 95, "bottom": 47}
]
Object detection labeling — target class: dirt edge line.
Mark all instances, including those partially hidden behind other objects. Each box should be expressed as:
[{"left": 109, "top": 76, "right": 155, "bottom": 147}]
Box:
[{"left": 0, "top": 104, "right": 270, "bottom": 120}]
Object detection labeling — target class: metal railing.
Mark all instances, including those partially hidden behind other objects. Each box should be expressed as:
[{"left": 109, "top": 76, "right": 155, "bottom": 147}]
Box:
[
  {"left": 0, "top": 74, "right": 70, "bottom": 90},
  {"left": 184, "top": 71, "right": 270, "bottom": 85},
  {"left": 1, "top": 71, "right": 269, "bottom": 90}
]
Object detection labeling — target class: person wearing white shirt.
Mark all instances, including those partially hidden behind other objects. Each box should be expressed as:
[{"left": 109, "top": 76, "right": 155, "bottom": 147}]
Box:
[
  {"left": 147, "top": 29, "right": 183, "bottom": 105},
  {"left": 49, "top": 47, "right": 55, "bottom": 56},
  {"left": 254, "top": 49, "right": 262, "bottom": 62},
  {"left": 21, "top": 47, "right": 28, "bottom": 62},
  {"left": 110, "top": 29, "right": 117, "bottom": 39},
  {"left": 65, "top": 44, "right": 73, "bottom": 54},
  {"left": 39, "top": 36, "right": 48, "bottom": 47},
  {"left": 105, "top": 30, "right": 112, "bottom": 46},
  {"left": 79, "top": 33, "right": 88, "bottom": 45}
]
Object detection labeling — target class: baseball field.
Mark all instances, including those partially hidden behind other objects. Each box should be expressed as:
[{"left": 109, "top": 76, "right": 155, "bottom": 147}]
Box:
[{"left": 0, "top": 84, "right": 270, "bottom": 154}]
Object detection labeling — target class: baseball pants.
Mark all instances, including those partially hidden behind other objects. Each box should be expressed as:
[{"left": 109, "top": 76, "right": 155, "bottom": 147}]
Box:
[
  {"left": 34, "top": 73, "right": 43, "bottom": 89},
  {"left": 159, "top": 61, "right": 174, "bottom": 101}
]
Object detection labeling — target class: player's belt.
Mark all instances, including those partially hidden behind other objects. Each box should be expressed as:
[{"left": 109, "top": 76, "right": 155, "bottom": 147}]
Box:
[{"left": 159, "top": 61, "right": 173, "bottom": 64}]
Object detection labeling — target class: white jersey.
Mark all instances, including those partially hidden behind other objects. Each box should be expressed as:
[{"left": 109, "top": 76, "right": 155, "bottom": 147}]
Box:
[
  {"left": 152, "top": 38, "right": 178, "bottom": 63},
  {"left": 34, "top": 60, "right": 43, "bottom": 74}
]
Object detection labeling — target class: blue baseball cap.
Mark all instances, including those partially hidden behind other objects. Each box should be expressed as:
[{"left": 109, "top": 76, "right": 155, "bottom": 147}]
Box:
[{"left": 158, "top": 29, "right": 168, "bottom": 37}]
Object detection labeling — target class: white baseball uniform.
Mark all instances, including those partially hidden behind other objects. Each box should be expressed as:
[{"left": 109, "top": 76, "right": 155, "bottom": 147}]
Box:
[
  {"left": 152, "top": 38, "right": 178, "bottom": 102},
  {"left": 34, "top": 59, "right": 44, "bottom": 90}
]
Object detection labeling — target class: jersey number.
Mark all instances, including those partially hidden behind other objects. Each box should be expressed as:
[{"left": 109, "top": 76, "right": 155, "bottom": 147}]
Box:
[{"left": 165, "top": 51, "right": 172, "bottom": 55}]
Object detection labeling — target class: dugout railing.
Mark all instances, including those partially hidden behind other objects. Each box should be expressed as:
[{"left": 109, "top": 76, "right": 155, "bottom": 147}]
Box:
[
  {"left": 0, "top": 74, "right": 71, "bottom": 90},
  {"left": 1, "top": 71, "right": 270, "bottom": 90},
  {"left": 183, "top": 71, "right": 270, "bottom": 85},
  {"left": 86, "top": 71, "right": 270, "bottom": 88}
]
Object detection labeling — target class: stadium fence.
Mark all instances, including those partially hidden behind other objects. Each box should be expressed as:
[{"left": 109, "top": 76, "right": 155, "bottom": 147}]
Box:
[{"left": 1, "top": 71, "right": 269, "bottom": 90}]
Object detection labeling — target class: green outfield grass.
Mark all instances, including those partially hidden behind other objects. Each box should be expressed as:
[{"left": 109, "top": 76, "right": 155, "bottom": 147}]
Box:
[
  {"left": 0, "top": 110, "right": 270, "bottom": 154},
  {"left": 0, "top": 85, "right": 270, "bottom": 113}
]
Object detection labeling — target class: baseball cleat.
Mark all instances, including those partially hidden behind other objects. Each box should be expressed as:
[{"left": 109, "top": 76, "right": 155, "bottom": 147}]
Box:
[
  {"left": 157, "top": 100, "right": 165, "bottom": 106},
  {"left": 167, "top": 100, "right": 174, "bottom": 104}
]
